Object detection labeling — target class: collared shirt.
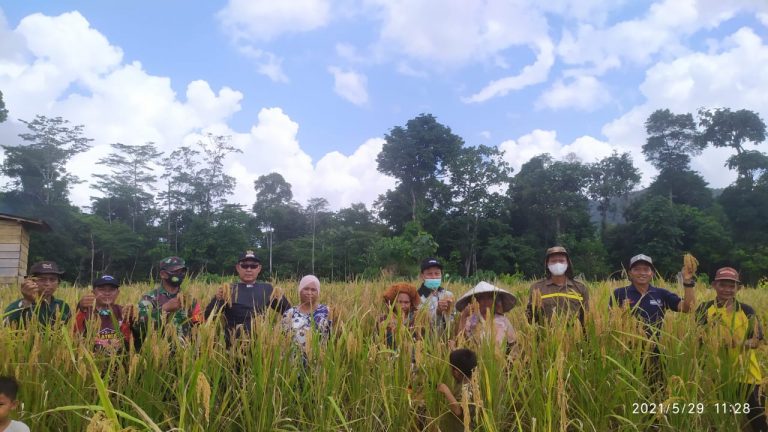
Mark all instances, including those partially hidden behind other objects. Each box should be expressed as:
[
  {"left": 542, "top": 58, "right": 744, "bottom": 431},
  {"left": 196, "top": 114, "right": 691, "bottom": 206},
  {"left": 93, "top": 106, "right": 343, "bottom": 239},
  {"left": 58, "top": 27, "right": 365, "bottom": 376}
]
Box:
[
  {"left": 417, "top": 284, "right": 454, "bottom": 335},
  {"left": 526, "top": 278, "right": 589, "bottom": 325},
  {"left": 3, "top": 297, "right": 71, "bottom": 326},
  {"left": 696, "top": 300, "right": 763, "bottom": 384},
  {"left": 610, "top": 284, "right": 681, "bottom": 330},
  {"left": 136, "top": 285, "right": 202, "bottom": 338}
]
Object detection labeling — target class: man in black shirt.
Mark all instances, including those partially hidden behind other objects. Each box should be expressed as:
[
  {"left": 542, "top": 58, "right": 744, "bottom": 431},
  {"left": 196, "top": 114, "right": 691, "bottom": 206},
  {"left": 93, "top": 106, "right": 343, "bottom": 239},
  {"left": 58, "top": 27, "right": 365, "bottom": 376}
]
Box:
[{"left": 204, "top": 250, "right": 290, "bottom": 347}]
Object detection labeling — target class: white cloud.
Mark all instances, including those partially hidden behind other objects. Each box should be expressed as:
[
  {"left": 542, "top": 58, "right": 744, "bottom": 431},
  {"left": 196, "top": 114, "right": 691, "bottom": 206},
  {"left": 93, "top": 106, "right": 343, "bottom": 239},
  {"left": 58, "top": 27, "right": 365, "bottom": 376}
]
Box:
[
  {"left": 226, "top": 108, "right": 394, "bottom": 208},
  {"left": 328, "top": 66, "right": 369, "bottom": 106},
  {"left": 601, "top": 26, "right": 768, "bottom": 188},
  {"left": 368, "top": 0, "right": 550, "bottom": 66},
  {"left": 0, "top": 10, "right": 392, "bottom": 210},
  {"left": 536, "top": 74, "right": 611, "bottom": 111},
  {"left": 217, "top": 0, "right": 330, "bottom": 42},
  {"left": 236, "top": 45, "right": 289, "bottom": 83},
  {"left": 556, "top": 0, "right": 768, "bottom": 72},
  {"left": 463, "top": 39, "right": 554, "bottom": 103}
]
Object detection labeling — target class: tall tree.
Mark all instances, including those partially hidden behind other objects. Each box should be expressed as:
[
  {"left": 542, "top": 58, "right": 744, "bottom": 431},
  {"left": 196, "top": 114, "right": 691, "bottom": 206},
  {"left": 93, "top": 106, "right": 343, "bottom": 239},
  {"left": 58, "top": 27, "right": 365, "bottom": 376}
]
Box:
[
  {"left": 698, "top": 108, "right": 768, "bottom": 185},
  {"left": 447, "top": 144, "right": 512, "bottom": 276},
  {"left": 376, "top": 114, "right": 463, "bottom": 227},
  {"left": 92, "top": 142, "right": 163, "bottom": 230},
  {"left": 587, "top": 151, "right": 641, "bottom": 233},
  {"left": 643, "top": 109, "right": 703, "bottom": 172},
  {"left": 0, "top": 90, "right": 7, "bottom": 123},
  {"left": 1, "top": 116, "right": 92, "bottom": 205}
]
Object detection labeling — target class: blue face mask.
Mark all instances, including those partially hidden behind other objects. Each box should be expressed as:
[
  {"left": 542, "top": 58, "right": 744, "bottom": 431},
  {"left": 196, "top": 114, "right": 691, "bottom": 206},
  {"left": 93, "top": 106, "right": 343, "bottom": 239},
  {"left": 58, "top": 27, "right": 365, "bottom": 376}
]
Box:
[{"left": 424, "top": 278, "right": 441, "bottom": 290}]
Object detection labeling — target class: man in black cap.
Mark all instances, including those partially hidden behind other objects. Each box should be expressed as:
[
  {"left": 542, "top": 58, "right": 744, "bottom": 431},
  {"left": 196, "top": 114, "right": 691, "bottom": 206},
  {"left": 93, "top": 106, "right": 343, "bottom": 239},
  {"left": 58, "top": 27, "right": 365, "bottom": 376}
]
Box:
[
  {"left": 204, "top": 250, "right": 291, "bottom": 347},
  {"left": 416, "top": 257, "right": 454, "bottom": 336},
  {"left": 3, "top": 261, "right": 71, "bottom": 326}
]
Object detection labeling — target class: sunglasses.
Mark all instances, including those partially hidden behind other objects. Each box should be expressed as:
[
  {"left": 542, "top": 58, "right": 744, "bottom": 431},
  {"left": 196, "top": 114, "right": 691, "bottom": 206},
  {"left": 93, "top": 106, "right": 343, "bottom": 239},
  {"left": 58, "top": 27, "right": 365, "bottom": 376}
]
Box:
[{"left": 239, "top": 263, "right": 261, "bottom": 269}]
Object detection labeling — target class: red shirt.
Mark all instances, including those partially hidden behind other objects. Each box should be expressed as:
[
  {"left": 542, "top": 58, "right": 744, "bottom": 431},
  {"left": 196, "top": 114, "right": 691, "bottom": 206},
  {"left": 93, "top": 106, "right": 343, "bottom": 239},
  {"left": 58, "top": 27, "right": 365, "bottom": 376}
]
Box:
[{"left": 74, "top": 304, "right": 133, "bottom": 352}]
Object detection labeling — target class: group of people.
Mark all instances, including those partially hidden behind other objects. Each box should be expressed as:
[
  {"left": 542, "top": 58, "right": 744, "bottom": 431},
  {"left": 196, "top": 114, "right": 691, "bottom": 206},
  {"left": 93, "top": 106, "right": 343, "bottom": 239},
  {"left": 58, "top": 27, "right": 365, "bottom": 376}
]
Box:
[{"left": 1, "top": 246, "right": 766, "bottom": 430}]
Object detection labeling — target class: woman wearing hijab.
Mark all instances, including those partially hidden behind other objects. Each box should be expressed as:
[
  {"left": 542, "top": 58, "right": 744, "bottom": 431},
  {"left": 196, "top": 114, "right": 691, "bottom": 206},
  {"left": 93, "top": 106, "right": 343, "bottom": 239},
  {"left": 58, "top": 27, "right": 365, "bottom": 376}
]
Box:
[{"left": 281, "top": 275, "right": 332, "bottom": 353}]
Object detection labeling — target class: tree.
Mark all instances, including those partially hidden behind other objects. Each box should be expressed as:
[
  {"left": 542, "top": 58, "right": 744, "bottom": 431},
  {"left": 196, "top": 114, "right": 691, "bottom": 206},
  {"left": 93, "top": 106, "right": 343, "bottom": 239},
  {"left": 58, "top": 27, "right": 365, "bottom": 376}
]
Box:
[
  {"left": 643, "top": 109, "right": 703, "bottom": 172},
  {"left": 587, "top": 151, "right": 641, "bottom": 233},
  {"left": 0, "top": 90, "right": 7, "bottom": 123},
  {"left": 446, "top": 144, "right": 512, "bottom": 276},
  {"left": 306, "top": 197, "right": 330, "bottom": 273},
  {"left": 376, "top": 114, "right": 464, "bottom": 226},
  {"left": 1, "top": 116, "right": 92, "bottom": 205},
  {"left": 92, "top": 142, "right": 163, "bottom": 230},
  {"left": 698, "top": 108, "right": 768, "bottom": 185}
]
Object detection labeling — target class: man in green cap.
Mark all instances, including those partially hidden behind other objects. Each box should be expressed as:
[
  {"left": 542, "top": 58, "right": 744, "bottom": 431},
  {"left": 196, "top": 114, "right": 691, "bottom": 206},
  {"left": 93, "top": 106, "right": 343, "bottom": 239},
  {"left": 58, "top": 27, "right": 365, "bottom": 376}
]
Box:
[
  {"left": 3, "top": 261, "right": 71, "bottom": 326},
  {"left": 134, "top": 256, "right": 202, "bottom": 347}
]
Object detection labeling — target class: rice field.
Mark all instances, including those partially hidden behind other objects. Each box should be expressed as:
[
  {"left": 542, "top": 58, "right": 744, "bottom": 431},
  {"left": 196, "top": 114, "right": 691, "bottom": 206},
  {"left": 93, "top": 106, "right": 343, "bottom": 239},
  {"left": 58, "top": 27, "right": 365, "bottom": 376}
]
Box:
[{"left": 2, "top": 278, "right": 768, "bottom": 431}]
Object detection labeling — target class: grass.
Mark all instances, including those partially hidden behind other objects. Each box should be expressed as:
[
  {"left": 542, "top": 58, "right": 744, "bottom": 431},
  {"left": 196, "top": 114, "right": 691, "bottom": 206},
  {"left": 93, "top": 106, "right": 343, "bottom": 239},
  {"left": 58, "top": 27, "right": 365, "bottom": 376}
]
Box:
[{"left": 2, "top": 277, "right": 767, "bottom": 431}]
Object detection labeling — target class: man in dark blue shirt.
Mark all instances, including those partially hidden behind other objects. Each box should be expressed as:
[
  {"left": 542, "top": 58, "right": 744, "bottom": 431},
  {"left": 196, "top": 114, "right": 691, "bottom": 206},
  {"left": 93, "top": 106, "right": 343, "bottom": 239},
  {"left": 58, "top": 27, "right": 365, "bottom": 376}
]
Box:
[
  {"left": 610, "top": 254, "right": 696, "bottom": 388},
  {"left": 610, "top": 254, "right": 696, "bottom": 332},
  {"left": 205, "top": 250, "right": 290, "bottom": 347}
]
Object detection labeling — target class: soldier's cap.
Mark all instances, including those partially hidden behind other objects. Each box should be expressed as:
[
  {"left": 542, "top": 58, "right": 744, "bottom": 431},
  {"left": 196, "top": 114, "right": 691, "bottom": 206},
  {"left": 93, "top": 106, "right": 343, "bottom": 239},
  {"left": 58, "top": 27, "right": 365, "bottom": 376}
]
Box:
[
  {"left": 159, "top": 256, "right": 187, "bottom": 272},
  {"left": 238, "top": 250, "right": 261, "bottom": 263},
  {"left": 420, "top": 257, "right": 443, "bottom": 272},
  {"left": 29, "top": 261, "right": 64, "bottom": 276},
  {"left": 629, "top": 254, "right": 654, "bottom": 269},
  {"left": 93, "top": 275, "right": 120, "bottom": 288},
  {"left": 713, "top": 267, "right": 740, "bottom": 283}
]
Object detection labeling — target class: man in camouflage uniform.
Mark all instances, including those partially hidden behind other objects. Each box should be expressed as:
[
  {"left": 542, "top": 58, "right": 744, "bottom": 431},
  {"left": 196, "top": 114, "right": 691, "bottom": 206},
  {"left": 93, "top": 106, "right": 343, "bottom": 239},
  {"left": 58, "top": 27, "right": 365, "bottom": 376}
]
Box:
[
  {"left": 3, "top": 261, "right": 71, "bottom": 327},
  {"left": 134, "top": 256, "right": 202, "bottom": 348}
]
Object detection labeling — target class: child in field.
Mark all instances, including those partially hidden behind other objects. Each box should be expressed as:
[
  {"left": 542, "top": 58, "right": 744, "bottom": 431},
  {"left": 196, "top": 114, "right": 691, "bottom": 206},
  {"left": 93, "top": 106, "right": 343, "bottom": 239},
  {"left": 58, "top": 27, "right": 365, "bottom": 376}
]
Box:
[
  {"left": 0, "top": 376, "right": 30, "bottom": 432},
  {"left": 74, "top": 275, "right": 134, "bottom": 353},
  {"left": 437, "top": 348, "right": 479, "bottom": 429}
]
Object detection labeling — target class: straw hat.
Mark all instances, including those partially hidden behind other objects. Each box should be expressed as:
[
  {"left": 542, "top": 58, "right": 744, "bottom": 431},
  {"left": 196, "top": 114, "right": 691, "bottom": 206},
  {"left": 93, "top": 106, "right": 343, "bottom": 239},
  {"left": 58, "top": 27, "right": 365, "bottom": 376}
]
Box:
[{"left": 455, "top": 281, "right": 517, "bottom": 313}]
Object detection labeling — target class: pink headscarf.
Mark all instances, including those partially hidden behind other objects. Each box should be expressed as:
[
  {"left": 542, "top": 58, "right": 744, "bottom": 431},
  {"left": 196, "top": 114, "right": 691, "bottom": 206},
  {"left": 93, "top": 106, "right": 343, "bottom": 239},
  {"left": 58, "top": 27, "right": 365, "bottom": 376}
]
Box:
[{"left": 298, "top": 275, "right": 321, "bottom": 294}]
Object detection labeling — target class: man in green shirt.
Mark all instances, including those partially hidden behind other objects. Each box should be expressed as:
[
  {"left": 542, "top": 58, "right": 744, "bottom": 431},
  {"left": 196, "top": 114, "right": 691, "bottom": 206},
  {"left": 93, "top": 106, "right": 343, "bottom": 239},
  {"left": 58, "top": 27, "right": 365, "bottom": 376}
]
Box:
[{"left": 3, "top": 261, "right": 71, "bottom": 327}]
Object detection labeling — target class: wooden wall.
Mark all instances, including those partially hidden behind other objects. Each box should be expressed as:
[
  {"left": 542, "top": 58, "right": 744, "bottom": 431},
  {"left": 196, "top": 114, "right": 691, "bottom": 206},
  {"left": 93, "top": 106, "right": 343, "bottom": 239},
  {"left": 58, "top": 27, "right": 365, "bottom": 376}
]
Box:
[{"left": 0, "top": 220, "right": 28, "bottom": 286}]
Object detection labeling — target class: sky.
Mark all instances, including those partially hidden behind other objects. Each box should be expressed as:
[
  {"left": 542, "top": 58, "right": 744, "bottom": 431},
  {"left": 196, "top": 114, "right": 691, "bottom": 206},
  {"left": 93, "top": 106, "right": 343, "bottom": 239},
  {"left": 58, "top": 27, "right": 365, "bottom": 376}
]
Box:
[{"left": 1, "top": 0, "right": 767, "bottom": 210}]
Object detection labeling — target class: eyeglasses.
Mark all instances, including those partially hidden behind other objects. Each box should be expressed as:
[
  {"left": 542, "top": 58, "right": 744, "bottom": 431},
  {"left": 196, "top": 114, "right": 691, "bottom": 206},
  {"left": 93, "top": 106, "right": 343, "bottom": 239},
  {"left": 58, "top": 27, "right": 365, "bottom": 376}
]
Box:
[{"left": 239, "top": 264, "right": 261, "bottom": 270}]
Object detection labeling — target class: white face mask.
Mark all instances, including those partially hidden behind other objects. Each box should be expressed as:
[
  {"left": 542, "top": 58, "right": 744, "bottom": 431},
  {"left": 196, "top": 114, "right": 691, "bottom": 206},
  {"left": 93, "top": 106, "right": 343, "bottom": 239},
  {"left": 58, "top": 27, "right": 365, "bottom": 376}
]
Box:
[{"left": 548, "top": 263, "right": 568, "bottom": 276}]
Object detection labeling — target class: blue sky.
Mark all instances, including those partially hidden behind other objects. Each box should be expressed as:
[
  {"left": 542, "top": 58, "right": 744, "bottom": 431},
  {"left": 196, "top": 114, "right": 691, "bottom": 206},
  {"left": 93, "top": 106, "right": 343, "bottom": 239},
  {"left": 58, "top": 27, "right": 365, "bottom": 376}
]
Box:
[{"left": 1, "top": 1, "right": 767, "bottom": 209}]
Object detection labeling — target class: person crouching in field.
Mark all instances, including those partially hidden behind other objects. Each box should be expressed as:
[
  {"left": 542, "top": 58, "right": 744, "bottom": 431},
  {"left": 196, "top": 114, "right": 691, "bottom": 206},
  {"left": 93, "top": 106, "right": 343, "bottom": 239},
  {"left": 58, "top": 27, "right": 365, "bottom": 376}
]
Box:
[
  {"left": 205, "top": 250, "right": 291, "bottom": 348},
  {"left": 0, "top": 376, "right": 30, "bottom": 432},
  {"left": 135, "top": 256, "right": 203, "bottom": 350},
  {"left": 380, "top": 282, "right": 422, "bottom": 348},
  {"left": 75, "top": 275, "right": 134, "bottom": 353},
  {"left": 281, "top": 275, "right": 331, "bottom": 356},
  {"left": 527, "top": 246, "right": 589, "bottom": 328},
  {"left": 3, "top": 261, "right": 71, "bottom": 327},
  {"left": 696, "top": 267, "right": 767, "bottom": 432},
  {"left": 437, "top": 348, "right": 480, "bottom": 430},
  {"left": 455, "top": 282, "right": 517, "bottom": 353}
]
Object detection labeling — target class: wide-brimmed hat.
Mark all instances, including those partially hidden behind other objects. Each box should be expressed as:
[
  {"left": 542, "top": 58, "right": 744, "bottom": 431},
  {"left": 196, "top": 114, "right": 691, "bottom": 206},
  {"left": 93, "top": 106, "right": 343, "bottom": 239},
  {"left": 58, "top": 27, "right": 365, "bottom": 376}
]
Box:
[{"left": 455, "top": 281, "right": 517, "bottom": 313}]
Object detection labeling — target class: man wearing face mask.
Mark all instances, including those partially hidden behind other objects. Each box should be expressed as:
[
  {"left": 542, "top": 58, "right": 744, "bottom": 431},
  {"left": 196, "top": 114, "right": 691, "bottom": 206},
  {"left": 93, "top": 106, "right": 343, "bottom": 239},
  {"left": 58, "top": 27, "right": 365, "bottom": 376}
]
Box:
[
  {"left": 132, "top": 256, "right": 203, "bottom": 348},
  {"left": 526, "top": 246, "right": 589, "bottom": 326},
  {"left": 417, "top": 258, "right": 454, "bottom": 336}
]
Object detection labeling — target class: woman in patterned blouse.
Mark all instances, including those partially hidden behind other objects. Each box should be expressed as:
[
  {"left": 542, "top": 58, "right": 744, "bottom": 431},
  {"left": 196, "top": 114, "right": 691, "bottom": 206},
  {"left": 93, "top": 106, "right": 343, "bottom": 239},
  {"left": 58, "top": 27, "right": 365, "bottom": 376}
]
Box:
[{"left": 281, "top": 275, "right": 331, "bottom": 353}]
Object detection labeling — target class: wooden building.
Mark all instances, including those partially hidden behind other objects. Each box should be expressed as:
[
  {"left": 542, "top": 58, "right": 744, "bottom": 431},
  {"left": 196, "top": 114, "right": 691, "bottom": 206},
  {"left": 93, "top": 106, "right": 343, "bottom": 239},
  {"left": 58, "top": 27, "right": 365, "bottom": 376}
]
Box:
[{"left": 0, "top": 213, "right": 50, "bottom": 286}]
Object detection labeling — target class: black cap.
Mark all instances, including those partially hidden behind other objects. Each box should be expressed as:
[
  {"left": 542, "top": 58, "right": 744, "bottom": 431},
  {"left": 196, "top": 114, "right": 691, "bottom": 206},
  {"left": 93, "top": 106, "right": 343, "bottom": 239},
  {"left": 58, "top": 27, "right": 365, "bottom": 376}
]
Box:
[
  {"left": 29, "top": 261, "right": 64, "bottom": 275},
  {"left": 93, "top": 275, "right": 120, "bottom": 288},
  {"left": 238, "top": 250, "right": 261, "bottom": 263},
  {"left": 420, "top": 257, "right": 443, "bottom": 272}
]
